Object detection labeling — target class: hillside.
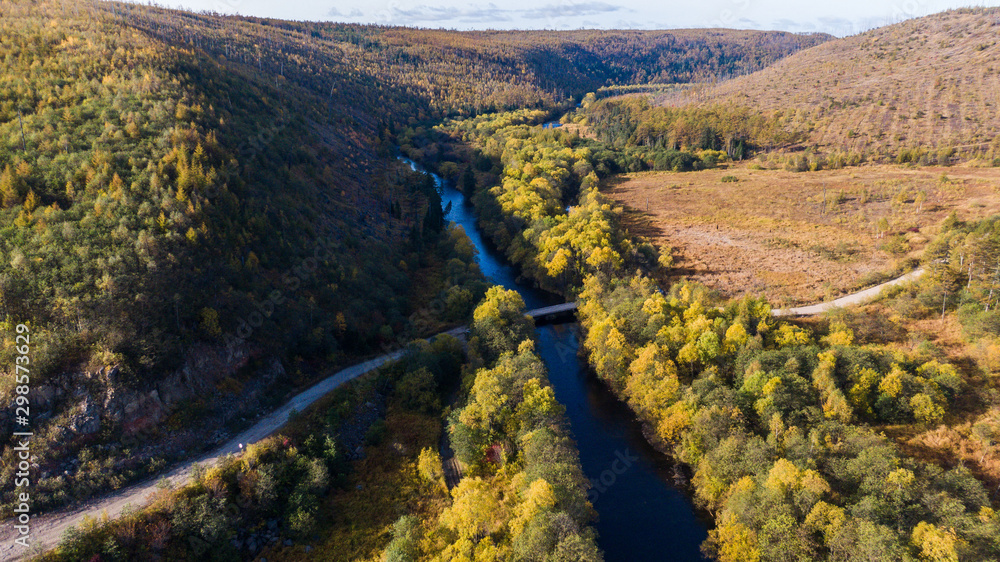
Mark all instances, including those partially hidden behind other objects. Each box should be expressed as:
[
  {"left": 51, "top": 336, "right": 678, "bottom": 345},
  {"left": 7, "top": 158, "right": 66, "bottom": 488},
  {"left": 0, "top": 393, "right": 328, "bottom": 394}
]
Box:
[
  {"left": 656, "top": 8, "right": 1000, "bottom": 163},
  {"left": 0, "top": 0, "right": 464, "bottom": 518}
]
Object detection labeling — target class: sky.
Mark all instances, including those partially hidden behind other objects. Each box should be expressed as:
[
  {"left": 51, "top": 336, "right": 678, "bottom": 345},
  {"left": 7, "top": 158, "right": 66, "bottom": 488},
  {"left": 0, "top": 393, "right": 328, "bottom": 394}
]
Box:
[{"left": 146, "top": 0, "right": 1000, "bottom": 36}]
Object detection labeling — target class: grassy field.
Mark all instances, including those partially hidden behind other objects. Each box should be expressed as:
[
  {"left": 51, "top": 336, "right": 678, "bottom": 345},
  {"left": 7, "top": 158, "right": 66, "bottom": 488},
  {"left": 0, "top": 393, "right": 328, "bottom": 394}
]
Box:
[{"left": 604, "top": 162, "right": 1000, "bottom": 305}]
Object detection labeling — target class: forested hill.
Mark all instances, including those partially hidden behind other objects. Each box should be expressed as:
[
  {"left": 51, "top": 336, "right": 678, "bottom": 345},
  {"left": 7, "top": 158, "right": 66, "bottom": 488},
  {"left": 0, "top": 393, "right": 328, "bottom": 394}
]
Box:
[
  {"left": 118, "top": 6, "right": 829, "bottom": 117},
  {"left": 301, "top": 27, "right": 831, "bottom": 113},
  {"left": 657, "top": 8, "right": 1000, "bottom": 163},
  {"left": 0, "top": 0, "right": 821, "bottom": 514}
]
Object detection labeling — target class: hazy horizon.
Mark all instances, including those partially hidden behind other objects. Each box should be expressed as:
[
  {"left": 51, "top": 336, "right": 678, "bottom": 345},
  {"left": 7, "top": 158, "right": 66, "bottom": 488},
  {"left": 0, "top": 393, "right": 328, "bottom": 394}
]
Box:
[{"left": 131, "top": 0, "right": 1000, "bottom": 37}]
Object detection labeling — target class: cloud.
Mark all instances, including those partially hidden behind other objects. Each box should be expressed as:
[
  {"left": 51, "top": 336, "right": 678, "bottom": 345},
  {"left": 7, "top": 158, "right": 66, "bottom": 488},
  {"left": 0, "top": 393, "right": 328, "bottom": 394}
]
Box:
[
  {"left": 328, "top": 6, "right": 365, "bottom": 18},
  {"left": 817, "top": 16, "right": 859, "bottom": 36},
  {"left": 771, "top": 17, "right": 818, "bottom": 33},
  {"left": 522, "top": 2, "right": 622, "bottom": 20},
  {"left": 372, "top": 1, "right": 625, "bottom": 26},
  {"left": 394, "top": 3, "right": 512, "bottom": 23}
]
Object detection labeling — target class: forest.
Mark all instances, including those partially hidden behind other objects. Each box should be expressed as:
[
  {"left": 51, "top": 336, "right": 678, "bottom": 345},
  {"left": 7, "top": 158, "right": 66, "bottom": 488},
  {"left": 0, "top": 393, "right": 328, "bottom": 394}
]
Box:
[
  {"left": 0, "top": 0, "right": 473, "bottom": 518},
  {"left": 577, "top": 96, "right": 795, "bottom": 161},
  {"left": 38, "top": 288, "right": 604, "bottom": 561},
  {"left": 0, "top": 0, "right": 826, "bottom": 519}
]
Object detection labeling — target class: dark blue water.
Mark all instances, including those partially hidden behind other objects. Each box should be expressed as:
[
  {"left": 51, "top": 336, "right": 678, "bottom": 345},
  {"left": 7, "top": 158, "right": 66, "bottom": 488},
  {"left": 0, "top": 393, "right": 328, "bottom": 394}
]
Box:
[
  {"left": 535, "top": 326, "right": 709, "bottom": 562},
  {"left": 401, "top": 157, "right": 556, "bottom": 310},
  {"left": 403, "top": 157, "right": 710, "bottom": 561}
]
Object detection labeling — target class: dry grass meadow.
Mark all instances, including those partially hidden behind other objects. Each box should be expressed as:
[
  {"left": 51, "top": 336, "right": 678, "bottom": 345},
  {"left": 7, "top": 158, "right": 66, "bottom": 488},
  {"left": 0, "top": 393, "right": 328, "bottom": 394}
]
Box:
[{"left": 605, "top": 162, "right": 1000, "bottom": 305}]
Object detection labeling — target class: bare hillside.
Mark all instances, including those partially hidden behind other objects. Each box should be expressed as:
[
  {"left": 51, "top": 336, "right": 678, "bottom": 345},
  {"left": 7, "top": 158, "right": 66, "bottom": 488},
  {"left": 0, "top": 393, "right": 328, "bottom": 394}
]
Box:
[{"left": 660, "top": 8, "right": 1000, "bottom": 162}]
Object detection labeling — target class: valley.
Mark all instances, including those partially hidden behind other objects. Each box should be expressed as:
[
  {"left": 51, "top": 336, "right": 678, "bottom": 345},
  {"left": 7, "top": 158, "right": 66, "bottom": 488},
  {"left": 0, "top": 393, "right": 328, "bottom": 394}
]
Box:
[{"left": 2, "top": 1, "right": 1000, "bottom": 561}]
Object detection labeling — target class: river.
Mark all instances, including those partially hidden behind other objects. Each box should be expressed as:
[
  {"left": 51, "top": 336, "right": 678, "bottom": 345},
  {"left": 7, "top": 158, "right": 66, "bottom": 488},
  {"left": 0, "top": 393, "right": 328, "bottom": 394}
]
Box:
[{"left": 403, "top": 157, "right": 710, "bottom": 561}]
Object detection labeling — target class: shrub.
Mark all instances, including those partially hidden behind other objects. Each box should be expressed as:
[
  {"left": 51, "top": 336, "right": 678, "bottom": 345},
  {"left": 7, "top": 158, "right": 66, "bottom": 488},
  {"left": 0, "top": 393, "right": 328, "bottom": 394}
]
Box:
[
  {"left": 787, "top": 154, "right": 809, "bottom": 172},
  {"left": 395, "top": 368, "right": 440, "bottom": 413},
  {"left": 288, "top": 507, "right": 317, "bottom": 536},
  {"left": 383, "top": 515, "right": 421, "bottom": 562},
  {"left": 957, "top": 303, "right": 1000, "bottom": 338},
  {"left": 365, "top": 419, "right": 388, "bottom": 446},
  {"left": 417, "top": 448, "right": 444, "bottom": 484},
  {"left": 877, "top": 234, "right": 910, "bottom": 256}
]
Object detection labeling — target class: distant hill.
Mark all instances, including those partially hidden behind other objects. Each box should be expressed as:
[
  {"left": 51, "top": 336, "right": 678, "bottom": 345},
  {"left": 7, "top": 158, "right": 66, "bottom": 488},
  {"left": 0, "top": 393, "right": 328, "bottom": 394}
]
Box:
[
  {"left": 659, "top": 8, "right": 1000, "bottom": 163},
  {"left": 193, "top": 19, "right": 829, "bottom": 116},
  {"left": 358, "top": 27, "right": 831, "bottom": 112}
]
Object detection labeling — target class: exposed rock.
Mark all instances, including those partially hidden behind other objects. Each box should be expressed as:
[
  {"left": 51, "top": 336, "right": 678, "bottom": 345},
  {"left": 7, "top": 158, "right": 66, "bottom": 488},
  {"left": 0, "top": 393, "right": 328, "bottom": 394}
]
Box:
[
  {"left": 21, "top": 341, "right": 301, "bottom": 514},
  {"left": 119, "top": 391, "right": 167, "bottom": 435},
  {"left": 100, "top": 343, "right": 252, "bottom": 434},
  {"left": 69, "top": 397, "right": 101, "bottom": 435},
  {"left": 155, "top": 373, "right": 187, "bottom": 410},
  {"left": 32, "top": 384, "right": 58, "bottom": 410}
]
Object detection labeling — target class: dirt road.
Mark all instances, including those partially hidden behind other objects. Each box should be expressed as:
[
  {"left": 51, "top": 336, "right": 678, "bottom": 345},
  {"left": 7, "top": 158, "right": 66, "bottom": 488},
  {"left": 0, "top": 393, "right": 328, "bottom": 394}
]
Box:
[{"left": 773, "top": 268, "right": 925, "bottom": 316}]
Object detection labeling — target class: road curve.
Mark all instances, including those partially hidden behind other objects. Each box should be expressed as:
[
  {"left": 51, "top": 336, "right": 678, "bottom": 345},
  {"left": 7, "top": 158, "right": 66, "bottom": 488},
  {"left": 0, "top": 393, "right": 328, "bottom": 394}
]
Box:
[{"left": 773, "top": 268, "right": 925, "bottom": 316}]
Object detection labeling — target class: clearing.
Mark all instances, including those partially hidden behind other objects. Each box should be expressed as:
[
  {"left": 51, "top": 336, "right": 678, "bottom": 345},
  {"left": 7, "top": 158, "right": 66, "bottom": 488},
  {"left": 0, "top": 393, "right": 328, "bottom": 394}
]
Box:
[{"left": 604, "top": 162, "right": 1000, "bottom": 305}]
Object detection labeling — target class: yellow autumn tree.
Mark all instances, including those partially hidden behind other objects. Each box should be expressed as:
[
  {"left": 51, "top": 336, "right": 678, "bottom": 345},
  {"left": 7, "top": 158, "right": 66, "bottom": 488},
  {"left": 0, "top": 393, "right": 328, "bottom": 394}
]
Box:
[
  {"left": 439, "top": 477, "right": 503, "bottom": 540},
  {"left": 911, "top": 521, "right": 958, "bottom": 562},
  {"left": 626, "top": 343, "right": 680, "bottom": 422},
  {"left": 509, "top": 478, "right": 556, "bottom": 537}
]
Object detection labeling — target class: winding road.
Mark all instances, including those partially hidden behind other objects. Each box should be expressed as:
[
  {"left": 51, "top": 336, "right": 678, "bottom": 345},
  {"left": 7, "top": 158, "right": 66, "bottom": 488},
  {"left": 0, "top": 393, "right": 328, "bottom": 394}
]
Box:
[{"left": 0, "top": 269, "right": 924, "bottom": 559}]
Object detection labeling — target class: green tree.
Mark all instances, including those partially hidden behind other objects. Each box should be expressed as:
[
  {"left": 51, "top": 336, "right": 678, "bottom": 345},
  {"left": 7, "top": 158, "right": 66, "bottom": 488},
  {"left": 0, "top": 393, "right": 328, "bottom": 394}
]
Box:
[{"left": 470, "top": 287, "right": 534, "bottom": 364}]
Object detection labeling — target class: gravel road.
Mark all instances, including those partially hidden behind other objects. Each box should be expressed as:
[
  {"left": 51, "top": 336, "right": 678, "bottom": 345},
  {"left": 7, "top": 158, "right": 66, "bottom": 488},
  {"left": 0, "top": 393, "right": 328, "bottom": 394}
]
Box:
[{"left": 773, "top": 268, "right": 925, "bottom": 316}]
